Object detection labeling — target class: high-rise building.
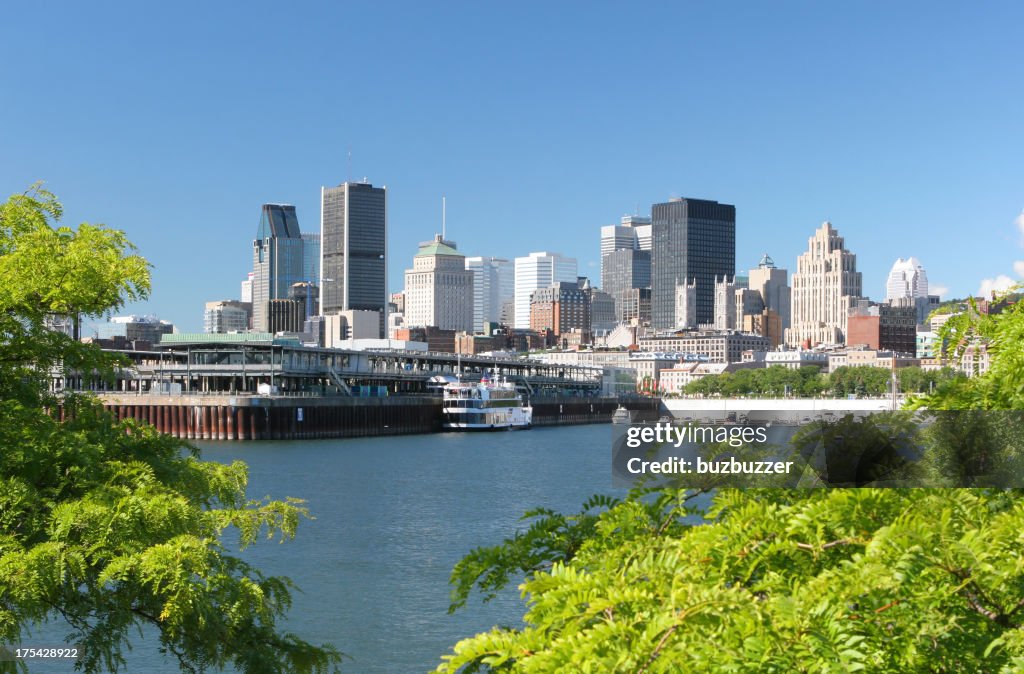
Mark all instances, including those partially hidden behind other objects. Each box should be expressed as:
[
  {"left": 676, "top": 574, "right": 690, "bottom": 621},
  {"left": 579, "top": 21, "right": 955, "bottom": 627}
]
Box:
[
  {"left": 204, "top": 300, "right": 252, "bottom": 333},
  {"left": 514, "top": 252, "right": 577, "bottom": 328},
  {"left": 583, "top": 284, "right": 617, "bottom": 333},
  {"left": 301, "top": 232, "right": 321, "bottom": 286},
  {"left": 602, "top": 249, "right": 651, "bottom": 318},
  {"left": 746, "top": 254, "right": 791, "bottom": 332},
  {"left": 252, "top": 204, "right": 304, "bottom": 332},
  {"left": 600, "top": 224, "right": 636, "bottom": 258},
  {"left": 599, "top": 215, "right": 652, "bottom": 282},
  {"left": 465, "top": 256, "right": 513, "bottom": 333},
  {"left": 785, "top": 222, "right": 863, "bottom": 347},
  {"left": 320, "top": 181, "right": 387, "bottom": 337},
  {"left": 885, "top": 257, "right": 939, "bottom": 325},
  {"left": 390, "top": 291, "right": 406, "bottom": 315},
  {"left": 529, "top": 281, "right": 590, "bottom": 339},
  {"left": 404, "top": 235, "right": 474, "bottom": 332},
  {"left": 886, "top": 257, "right": 929, "bottom": 301},
  {"left": 624, "top": 215, "right": 653, "bottom": 251},
  {"left": 288, "top": 282, "right": 319, "bottom": 322},
  {"left": 240, "top": 272, "right": 253, "bottom": 304},
  {"left": 266, "top": 299, "right": 306, "bottom": 334},
  {"left": 618, "top": 288, "right": 652, "bottom": 324},
  {"left": 651, "top": 197, "right": 736, "bottom": 330}
]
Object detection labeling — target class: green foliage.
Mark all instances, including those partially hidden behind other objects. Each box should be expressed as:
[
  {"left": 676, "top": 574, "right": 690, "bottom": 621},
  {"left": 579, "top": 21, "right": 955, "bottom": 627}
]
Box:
[
  {"left": 0, "top": 187, "right": 341, "bottom": 673},
  {"left": 439, "top": 489, "right": 1024, "bottom": 673},
  {"left": 911, "top": 290, "right": 1024, "bottom": 410},
  {"left": 681, "top": 365, "right": 962, "bottom": 399}
]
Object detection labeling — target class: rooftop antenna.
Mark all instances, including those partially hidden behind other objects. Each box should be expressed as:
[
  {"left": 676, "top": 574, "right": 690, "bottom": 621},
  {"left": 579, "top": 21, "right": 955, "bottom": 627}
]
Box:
[
  {"left": 442, "top": 195, "right": 446, "bottom": 240},
  {"left": 347, "top": 147, "right": 352, "bottom": 183}
]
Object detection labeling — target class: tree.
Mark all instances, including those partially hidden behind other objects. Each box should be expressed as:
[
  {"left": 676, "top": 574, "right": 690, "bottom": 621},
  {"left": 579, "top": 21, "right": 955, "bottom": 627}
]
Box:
[
  {"left": 437, "top": 291, "right": 1024, "bottom": 673},
  {"left": 0, "top": 186, "right": 341, "bottom": 673},
  {"left": 438, "top": 488, "right": 1024, "bottom": 673}
]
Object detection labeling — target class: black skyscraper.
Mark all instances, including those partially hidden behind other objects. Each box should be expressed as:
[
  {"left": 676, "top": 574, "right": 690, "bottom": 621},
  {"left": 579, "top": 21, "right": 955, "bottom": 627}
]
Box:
[
  {"left": 650, "top": 197, "right": 735, "bottom": 330},
  {"left": 320, "top": 181, "right": 387, "bottom": 337}
]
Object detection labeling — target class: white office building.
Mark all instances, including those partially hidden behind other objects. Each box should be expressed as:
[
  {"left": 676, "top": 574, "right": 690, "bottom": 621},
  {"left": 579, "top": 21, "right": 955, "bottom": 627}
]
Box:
[
  {"left": 514, "top": 251, "right": 578, "bottom": 329},
  {"left": 404, "top": 236, "right": 474, "bottom": 331},
  {"left": 465, "top": 256, "right": 513, "bottom": 332}
]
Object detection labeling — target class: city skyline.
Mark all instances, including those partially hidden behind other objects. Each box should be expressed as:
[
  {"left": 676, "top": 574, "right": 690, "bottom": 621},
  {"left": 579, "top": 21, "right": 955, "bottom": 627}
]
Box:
[{"left": 2, "top": 3, "right": 1023, "bottom": 332}]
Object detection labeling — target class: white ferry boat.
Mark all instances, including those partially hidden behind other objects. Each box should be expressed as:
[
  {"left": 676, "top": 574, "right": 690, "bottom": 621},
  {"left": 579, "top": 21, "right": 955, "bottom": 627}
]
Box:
[{"left": 442, "top": 376, "right": 533, "bottom": 431}]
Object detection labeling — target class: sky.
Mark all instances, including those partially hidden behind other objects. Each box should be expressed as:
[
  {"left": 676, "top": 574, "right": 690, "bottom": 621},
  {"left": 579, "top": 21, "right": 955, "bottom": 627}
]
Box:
[{"left": 2, "top": 1, "right": 1023, "bottom": 332}]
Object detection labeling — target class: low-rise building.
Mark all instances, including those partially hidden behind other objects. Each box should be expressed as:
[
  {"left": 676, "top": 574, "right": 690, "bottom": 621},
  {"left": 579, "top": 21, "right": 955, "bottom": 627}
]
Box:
[
  {"left": 764, "top": 349, "right": 829, "bottom": 371},
  {"left": 638, "top": 331, "right": 771, "bottom": 364}
]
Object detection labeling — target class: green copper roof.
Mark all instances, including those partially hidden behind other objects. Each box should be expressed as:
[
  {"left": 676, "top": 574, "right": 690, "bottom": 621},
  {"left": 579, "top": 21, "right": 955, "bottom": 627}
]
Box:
[
  {"left": 415, "top": 240, "right": 463, "bottom": 257},
  {"left": 158, "top": 333, "right": 301, "bottom": 347}
]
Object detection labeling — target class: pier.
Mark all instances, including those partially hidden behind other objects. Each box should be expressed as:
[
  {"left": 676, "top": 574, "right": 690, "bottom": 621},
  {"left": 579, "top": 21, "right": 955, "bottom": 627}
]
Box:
[{"left": 95, "top": 393, "right": 658, "bottom": 440}]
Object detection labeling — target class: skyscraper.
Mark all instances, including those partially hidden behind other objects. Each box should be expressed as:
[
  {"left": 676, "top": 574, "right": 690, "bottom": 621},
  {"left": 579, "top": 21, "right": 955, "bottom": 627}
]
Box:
[
  {"left": 301, "top": 232, "right": 321, "bottom": 286},
  {"left": 746, "top": 253, "right": 791, "bottom": 330},
  {"left": 651, "top": 197, "right": 736, "bottom": 330},
  {"left": 320, "top": 181, "right": 387, "bottom": 337},
  {"left": 404, "top": 235, "right": 474, "bottom": 331},
  {"left": 785, "top": 222, "right": 863, "bottom": 347},
  {"left": 252, "top": 204, "right": 304, "bottom": 332},
  {"left": 602, "top": 249, "right": 651, "bottom": 321},
  {"left": 885, "top": 257, "right": 939, "bottom": 325},
  {"left": 465, "top": 256, "right": 513, "bottom": 333},
  {"left": 514, "top": 252, "right": 578, "bottom": 329},
  {"left": 885, "top": 257, "right": 929, "bottom": 302}
]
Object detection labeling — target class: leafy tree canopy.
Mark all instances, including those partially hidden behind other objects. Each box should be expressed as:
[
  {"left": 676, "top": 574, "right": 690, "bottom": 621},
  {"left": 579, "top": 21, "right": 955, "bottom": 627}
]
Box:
[
  {"left": 0, "top": 186, "right": 341, "bottom": 673},
  {"left": 439, "top": 289, "right": 1024, "bottom": 673}
]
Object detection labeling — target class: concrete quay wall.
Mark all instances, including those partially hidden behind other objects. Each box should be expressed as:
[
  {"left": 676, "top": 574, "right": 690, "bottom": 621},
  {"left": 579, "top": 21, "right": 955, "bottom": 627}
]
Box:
[{"left": 96, "top": 394, "right": 660, "bottom": 440}]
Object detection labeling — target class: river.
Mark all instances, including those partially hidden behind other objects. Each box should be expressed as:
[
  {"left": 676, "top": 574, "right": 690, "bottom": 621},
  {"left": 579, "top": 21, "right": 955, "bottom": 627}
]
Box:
[{"left": 29, "top": 425, "right": 620, "bottom": 673}]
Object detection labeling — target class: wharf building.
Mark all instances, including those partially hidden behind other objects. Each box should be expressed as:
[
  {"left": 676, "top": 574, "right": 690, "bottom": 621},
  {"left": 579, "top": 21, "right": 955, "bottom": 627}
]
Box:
[
  {"left": 650, "top": 197, "right": 736, "bottom": 330},
  {"left": 785, "top": 222, "right": 863, "bottom": 348},
  {"left": 514, "top": 251, "right": 578, "bottom": 329},
  {"left": 252, "top": 204, "right": 304, "bottom": 333},
  {"left": 320, "top": 181, "right": 388, "bottom": 338},
  {"left": 465, "top": 256, "right": 513, "bottom": 333},
  {"left": 403, "top": 235, "right": 474, "bottom": 332},
  {"left": 204, "top": 300, "right": 252, "bottom": 333}
]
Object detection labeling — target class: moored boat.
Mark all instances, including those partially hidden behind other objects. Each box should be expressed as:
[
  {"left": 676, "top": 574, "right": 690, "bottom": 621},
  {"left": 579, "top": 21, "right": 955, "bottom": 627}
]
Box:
[{"left": 442, "top": 375, "right": 532, "bottom": 430}]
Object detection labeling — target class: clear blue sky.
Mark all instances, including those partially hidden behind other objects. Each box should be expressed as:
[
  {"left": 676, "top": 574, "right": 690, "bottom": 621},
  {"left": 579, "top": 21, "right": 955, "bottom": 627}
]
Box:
[{"left": 3, "top": 1, "right": 1022, "bottom": 332}]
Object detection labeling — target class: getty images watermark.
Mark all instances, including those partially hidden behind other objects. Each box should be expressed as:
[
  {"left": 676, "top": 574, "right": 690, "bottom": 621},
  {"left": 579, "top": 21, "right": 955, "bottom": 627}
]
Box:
[{"left": 611, "top": 410, "right": 1024, "bottom": 489}]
